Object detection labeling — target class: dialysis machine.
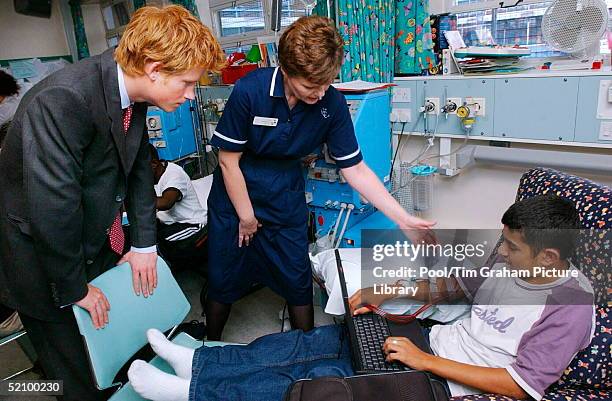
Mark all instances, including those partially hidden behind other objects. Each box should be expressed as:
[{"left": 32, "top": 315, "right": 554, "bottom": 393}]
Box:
[
  {"left": 147, "top": 101, "right": 198, "bottom": 161},
  {"left": 306, "top": 89, "right": 396, "bottom": 249}
]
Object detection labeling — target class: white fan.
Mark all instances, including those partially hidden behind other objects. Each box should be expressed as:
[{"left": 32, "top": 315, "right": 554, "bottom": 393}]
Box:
[{"left": 542, "top": 0, "right": 609, "bottom": 59}]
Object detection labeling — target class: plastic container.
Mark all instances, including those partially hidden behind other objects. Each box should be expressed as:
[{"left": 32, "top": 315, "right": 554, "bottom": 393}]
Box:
[
  {"left": 221, "top": 63, "right": 258, "bottom": 84},
  {"left": 410, "top": 165, "right": 437, "bottom": 211}
]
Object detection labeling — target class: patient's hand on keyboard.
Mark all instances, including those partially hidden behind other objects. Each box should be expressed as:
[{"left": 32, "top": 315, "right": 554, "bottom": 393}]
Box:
[
  {"left": 349, "top": 286, "right": 396, "bottom": 315},
  {"left": 383, "top": 336, "right": 433, "bottom": 371}
]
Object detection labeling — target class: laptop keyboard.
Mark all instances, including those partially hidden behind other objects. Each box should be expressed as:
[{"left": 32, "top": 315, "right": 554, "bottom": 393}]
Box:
[{"left": 354, "top": 314, "right": 407, "bottom": 371}]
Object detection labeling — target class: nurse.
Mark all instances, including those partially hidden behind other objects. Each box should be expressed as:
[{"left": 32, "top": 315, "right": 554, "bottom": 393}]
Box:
[{"left": 206, "top": 16, "right": 434, "bottom": 339}]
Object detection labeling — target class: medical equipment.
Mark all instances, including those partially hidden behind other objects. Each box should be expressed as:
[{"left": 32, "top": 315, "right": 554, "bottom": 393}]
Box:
[
  {"left": 307, "top": 89, "right": 396, "bottom": 249},
  {"left": 147, "top": 101, "right": 198, "bottom": 161}
]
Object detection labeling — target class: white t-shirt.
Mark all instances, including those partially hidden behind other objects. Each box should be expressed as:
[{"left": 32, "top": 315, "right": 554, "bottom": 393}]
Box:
[
  {"left": 429, "top": 263, "right": 595, "bottom": 400},
  {"left": 155, "top": 162, "right": 207, "bottom": 225}
]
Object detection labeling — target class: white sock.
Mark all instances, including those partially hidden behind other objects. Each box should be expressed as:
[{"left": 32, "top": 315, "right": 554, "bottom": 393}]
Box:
[
  {"left": 147, "top": 328, "right": 195, "bottom": 380},
  {"left": 128, "top": 360, "right": 189, "bottom": 401}
]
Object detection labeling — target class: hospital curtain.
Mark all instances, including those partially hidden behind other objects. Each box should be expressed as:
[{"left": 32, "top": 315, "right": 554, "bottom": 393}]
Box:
[
  {"left": 68, "top": 1, "right": 90, "bottom": 60},
  {"left": 313, "top": 0, "right": 335, "bottom": 20},
  {"left": 133, "top": 0, "right": 146, "bottom": 10},
  {"left": 336, "top": 0, "right": 396, "bottom": 83},
  {"left": 170, "top": 0, "right": 200, "bottom": 16},
  {"left": 394, "top": 0, "right": 437, "bottom": 74}
]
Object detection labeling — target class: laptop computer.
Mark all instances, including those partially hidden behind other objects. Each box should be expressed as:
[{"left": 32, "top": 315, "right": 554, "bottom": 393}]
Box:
[{"left": 334, "top": 249, "right": 433, "bottom": 374}]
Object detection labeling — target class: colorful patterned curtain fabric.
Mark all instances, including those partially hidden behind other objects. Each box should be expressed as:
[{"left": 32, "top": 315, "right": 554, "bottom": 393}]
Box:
[
  {"left": 394, "top": 0, "right": 437, "bottom": 74},
  {"left": 336, "top": 0, "right": 396, "bottom": 83},
  {"left": 69, "top": 0, "right": 90, "bottom": 60}
]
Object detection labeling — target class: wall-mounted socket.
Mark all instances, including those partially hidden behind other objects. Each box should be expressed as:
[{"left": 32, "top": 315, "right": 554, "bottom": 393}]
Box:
[
  {"left": 445, "top": 97, "right": 462, "bottom": 114},
  {"left": 390, "top": 110, "right": 399, "bottom": 123},
  {"left": 392, "top": 87, "right": 411, "bottom": 103},
  {"left": 390, "top": 108, "right": 411, "bottom": 123},
  {"left": 465, "top": 97, "right": 486, "bottom": 117},
  {"left": 396, "top": 108, "right": 411, "bottom": 123},
  {"left": 424, "top": 97, "right": 440, "bottom": 115}
]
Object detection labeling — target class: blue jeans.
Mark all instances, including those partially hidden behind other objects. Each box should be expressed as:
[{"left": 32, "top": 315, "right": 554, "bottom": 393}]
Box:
[{"left": 189, "top": 324, "right": 353, "bottom": 401}]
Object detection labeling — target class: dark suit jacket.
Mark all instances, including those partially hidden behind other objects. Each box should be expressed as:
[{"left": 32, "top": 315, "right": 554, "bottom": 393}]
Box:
[{"left": 0, "top": 48, "right": 156, "bottom": 321}]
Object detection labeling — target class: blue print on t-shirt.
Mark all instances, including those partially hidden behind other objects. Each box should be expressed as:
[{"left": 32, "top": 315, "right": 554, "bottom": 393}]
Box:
[{"left": 473, "top": 306, "right": 515, "bottom": 333}]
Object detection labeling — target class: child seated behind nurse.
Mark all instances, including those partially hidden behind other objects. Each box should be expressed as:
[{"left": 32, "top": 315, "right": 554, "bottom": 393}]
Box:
[{"left": 126, "top": 194, "right": 595, "bottom": 401}]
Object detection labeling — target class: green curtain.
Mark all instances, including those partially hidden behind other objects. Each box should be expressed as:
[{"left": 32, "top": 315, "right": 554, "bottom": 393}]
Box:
[
  {"left": 133, "top": 0, "right": 146, "bottom": 10},
  {"left": 336, "top": 0, "right": 395, "bottom": 83},
  {"left": 170, "top": 0, "right": 199, "bottom": 16},
  {"left": 69, "top": 0, "right": 90, "bottom": 60},
  {"left": 312, "top": 0, "right": 335, "bottom": 20},
  {"left": 394, "top": 0, "right": 437, "bottom": 74}
]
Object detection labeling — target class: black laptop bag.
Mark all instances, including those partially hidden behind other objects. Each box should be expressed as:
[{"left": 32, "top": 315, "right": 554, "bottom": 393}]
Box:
[{"left": 283, "top": 370, "right": 450, "bottom": 401}]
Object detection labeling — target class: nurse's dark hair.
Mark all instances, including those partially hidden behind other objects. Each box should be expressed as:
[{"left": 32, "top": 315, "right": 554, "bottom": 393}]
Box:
[
  {"left": 0, "top": 70, "right": 20, "bottom": 98},
  {"left": 278, "top": 16, "right": 343, "bottom": 85},
  {"left": 501, "top": 194, "right": 580, "bottom": 260}
]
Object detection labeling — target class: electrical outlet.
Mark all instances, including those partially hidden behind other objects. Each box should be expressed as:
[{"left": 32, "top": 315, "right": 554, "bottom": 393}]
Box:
[
  {"left": 445, "top": 97, "right": 462, "bottom": 114},
  {"left": 465, "top": 97, "right": 486, "bottom": 117},
  {"left": 395, "top": 108, "right": 411, "bottom": 123},
  {"left": 390, "top": 110, "right": 400, "bottom": 123},
  {"left": 425, "top": 97, "right": 440, "bottom": 115},
  {"left": 392, "top": 87, "right": 411, "bottom": 103}
]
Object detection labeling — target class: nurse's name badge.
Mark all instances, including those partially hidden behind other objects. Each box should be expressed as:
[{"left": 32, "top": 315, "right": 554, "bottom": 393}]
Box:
[{"left": 253, "top": 116, "right": 279, "bottom": 127}]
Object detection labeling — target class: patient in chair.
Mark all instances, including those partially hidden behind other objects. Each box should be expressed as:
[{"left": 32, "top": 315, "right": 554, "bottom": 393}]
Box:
[{"left": 128, "top": 195, "right": 595, "bottom": 401}]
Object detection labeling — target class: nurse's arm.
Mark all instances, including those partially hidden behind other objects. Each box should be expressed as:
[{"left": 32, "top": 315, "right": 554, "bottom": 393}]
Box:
[
  {"left": 340, "top": 161, "right": 435, "bottom": 230},
  {"left": 218, "top": 149, "right": 256, "bottom": 221}
]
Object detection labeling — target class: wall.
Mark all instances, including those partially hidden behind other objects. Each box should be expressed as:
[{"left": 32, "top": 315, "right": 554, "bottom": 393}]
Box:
[
  {"left": 0, "top": 0, "right": 69, "bottom": 60},
  {"left": 82, "top": 3, "right": 108, "bottom": 56},
  {"left": 397, "top": 136, "right": 612, "bottom": 229},
  {"left": 78, "top": 1, "right": 214, "bottom": 58},
  {"left": 429, "top": 0, "right": 447, "bottom": 15},
  {"left": 196, "top": 0, "right": 213, "bottom": 28}
]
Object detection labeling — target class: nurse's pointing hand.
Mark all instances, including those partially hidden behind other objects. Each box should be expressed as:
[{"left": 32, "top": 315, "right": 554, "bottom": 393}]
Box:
[
  {"left": 239, "top": 216, "right": 262, "bottom": 247},
  {"left": 401, "top": 215, "right": 437, "bottom": 246}
]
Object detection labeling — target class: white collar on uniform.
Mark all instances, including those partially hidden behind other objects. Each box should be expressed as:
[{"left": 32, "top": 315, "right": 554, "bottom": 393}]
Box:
[
  {"left": 269, "top": 67, "right": 283, "bottom": 97},
  {"left": 116, "top": 63, "right": 132, "bottom": 109}
]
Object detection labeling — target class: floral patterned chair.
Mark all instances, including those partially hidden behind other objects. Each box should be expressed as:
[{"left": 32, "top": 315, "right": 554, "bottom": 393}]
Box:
[{"left": 452, "top": 168, "right": 610, "bottom": 401}]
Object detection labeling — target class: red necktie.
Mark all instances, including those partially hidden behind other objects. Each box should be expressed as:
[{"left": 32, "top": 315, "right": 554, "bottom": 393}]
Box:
[{"left": 108, "top": 105, "right": 133, "bottom": 254}]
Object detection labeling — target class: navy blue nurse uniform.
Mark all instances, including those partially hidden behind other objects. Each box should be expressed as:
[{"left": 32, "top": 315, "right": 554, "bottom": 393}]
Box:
[{"left": 207, "top": 67, "right": 362, "bottom": 305}]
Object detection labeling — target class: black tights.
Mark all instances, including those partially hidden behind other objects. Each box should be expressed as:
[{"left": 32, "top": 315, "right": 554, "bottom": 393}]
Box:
[
  {"left": 204, "top": 299, "right": 232, "bottom": 341},
  {"left": 287, "top": 303, "right": 314, "bottom": 332},
  {"left": 205, "top": 299, "right": 314, "bottom": 340}
]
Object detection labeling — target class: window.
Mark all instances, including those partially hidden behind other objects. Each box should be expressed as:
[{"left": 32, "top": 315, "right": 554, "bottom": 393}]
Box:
[
  {"left": 216, "top": 0, "right": 266, "bottom": 37},
  {"left": 211, "top": 0, "right": 309, "bottom": 50},
  {"left": 450, "top": 0, "right": 612, "bottom": 57},
  {"left": 280, "top": 0, "right": 310, "bottom": 27},
  {"left": 101, "top": 0, "right": 134, "bottom": 48}
]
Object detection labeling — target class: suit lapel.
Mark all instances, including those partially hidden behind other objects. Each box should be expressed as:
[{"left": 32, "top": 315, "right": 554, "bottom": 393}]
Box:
[
  {"left": 124, "top": 102, "right": 148, "bottom": 173},
  {"left": 100, "top": 48, "right": 129, "bottom": 174}
]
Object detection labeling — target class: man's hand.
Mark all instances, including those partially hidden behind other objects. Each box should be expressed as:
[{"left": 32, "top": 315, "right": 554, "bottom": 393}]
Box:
[
  {"left": 118, "top": 251, "right": 157, "bottom": 297},
  {"left": 348, "top": 286, "right": 395, "bottom": 315},
  {"left": 75, "top": 284, "right": 111, "bottom": 329},
  {"left": 383, "top": 336, "right": 433, "bottom": 371}
]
